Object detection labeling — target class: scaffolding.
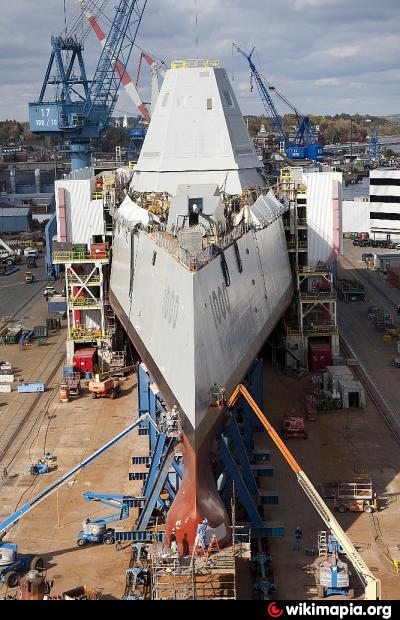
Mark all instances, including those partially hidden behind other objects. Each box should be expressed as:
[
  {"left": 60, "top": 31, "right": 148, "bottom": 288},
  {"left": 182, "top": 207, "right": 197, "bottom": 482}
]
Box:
[
  {"left": 277, "top": 168, "right": 339, "bottom": 368},
  {"left": 150, "top": 546, "right": 237, "bottom": 600}
]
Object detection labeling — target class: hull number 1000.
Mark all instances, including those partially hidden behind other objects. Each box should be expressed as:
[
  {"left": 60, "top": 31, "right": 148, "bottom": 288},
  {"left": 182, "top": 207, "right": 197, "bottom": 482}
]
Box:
[{"left": 209, "top": 284, "right": 231, "bottom": 327}]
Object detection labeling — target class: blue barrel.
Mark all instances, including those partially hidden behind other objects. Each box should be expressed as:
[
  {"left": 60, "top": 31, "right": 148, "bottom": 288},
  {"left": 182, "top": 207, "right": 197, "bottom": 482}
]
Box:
[{"left": 63, "top": 365, "right": 74, "bottom": 378}]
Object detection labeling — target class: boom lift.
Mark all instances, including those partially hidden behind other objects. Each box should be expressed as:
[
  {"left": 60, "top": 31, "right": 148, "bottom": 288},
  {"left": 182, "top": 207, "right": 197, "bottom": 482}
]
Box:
[
  {"left": 0, "top": 413, "right": 157, "bottom": 583},
  {"left": 233, "top": 44, "right": 323, "bottom": 161},
  {"left": 227, "top": 384, "right": 381, "bottom": 600},
  {"left": 77, "top": 491, "right": 143, "bottom": 546}
]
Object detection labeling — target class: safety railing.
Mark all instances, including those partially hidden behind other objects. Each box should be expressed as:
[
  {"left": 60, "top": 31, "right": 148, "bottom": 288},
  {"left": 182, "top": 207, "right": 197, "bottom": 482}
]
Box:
[
  {"left": 303, "top": 324, "right": 338, "bottom": 335},
  {"left": 68, "top": 327, "right": 112, "bottom": 342},
  {"left": 298, "top": 265, "right": 332, "bottom": 274},
  {"left": 68, "top": 297, "right": 101, "bottom": 308},
  {"left": 115, "top": 201, "right": 287, "bottom": 272},
  {"left": 67, "top": 276, "right": 101, "bottom": 285},
  {"left": 52, "top": 251, "right": 109, "bottom": 263},
  {"left": 171, "top": 58, "right": 220, "bottom": 69},
  {"left": 300, "top": 291, "right": 336, "bottom": 302}
]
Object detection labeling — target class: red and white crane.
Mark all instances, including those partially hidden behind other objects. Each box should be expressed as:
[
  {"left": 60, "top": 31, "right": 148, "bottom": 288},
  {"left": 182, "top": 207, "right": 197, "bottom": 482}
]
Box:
[
  {"left": 80, "top": 0, "right": 151, "bottom": 123},
  {"left": 136, "top": 49, "right": 166, "bottom": 115}
]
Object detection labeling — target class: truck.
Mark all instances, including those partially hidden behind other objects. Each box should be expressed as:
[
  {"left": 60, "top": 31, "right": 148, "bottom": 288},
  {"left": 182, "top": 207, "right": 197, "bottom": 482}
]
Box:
[{"left": 26, "top": 255, "right": 37, "bottom": 268}]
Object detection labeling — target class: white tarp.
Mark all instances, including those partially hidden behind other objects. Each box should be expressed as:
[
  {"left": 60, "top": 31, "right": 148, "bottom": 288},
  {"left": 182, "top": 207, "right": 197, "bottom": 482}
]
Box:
[
  {"left": 118, "top": 194, "right": 158, "bottom": 224},
  {"left": 235, "top": 189, "right": 286, "bottom": 226}
]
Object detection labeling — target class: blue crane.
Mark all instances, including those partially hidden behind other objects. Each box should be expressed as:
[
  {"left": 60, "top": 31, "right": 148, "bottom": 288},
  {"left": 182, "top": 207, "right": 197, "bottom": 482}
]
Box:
[
  {"left": 368, "top": 127, "right": 381, "bottom": 164},
  {"left": 233, "top": 43, "right": 324, "bottom": 161},
  {"left": 29, "top": 1, "right": 148, "bottom": 172}
]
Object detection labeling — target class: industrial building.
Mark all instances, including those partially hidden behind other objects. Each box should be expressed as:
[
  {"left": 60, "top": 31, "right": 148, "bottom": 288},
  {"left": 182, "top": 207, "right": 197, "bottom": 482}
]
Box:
[
  {"left": 280, "top": 168, "right": 342, "bottom": 370},
  {"left": 370, "top": 169, "right": 400, "bottom": 240},
  {"left": 0, "top": 205, "right": 32, "bottom": 233},
  {"left": 342, "top": 169, "right": 400, "bottom": 240}
]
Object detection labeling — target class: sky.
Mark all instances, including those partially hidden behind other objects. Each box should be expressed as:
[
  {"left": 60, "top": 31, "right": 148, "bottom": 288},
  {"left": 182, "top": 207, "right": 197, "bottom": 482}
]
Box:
[{"left": 0, "top": 0, "right": 399, "bottom": 121}]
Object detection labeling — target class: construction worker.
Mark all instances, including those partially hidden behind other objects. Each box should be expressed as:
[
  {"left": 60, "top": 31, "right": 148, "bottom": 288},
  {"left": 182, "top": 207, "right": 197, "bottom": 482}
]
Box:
[
  {"left": 210, "top": 383, "right": 221, "bottom": 407},
  {"left": 293, "top": 526, "right": 303, "bottom": 551},
  {"left": 170, "top": 528, "right": 178, "bottom": 554},
  {"left": 197, "top": 518, "right": 208, "bottom": 548}
]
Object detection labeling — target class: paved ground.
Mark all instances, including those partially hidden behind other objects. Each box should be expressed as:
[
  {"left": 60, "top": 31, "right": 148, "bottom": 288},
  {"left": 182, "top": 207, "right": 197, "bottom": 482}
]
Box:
[
  {"left": 0, "top": 252, "right": 49, "bottom": 318},
  {"left": 338, "top": 240, "right": 400, "bottom": 428}
]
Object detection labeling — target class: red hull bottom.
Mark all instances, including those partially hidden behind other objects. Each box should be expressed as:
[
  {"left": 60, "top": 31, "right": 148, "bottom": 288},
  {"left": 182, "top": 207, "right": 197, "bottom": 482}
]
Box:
[{"left": 165, "top": 414, "right": 230, "bottom": 553}]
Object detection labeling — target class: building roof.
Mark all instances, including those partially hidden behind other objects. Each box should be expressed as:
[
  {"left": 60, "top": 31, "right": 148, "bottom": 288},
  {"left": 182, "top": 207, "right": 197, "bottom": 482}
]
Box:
[{"left": 0, "top": 206, "right": 31, "bottom": 217}]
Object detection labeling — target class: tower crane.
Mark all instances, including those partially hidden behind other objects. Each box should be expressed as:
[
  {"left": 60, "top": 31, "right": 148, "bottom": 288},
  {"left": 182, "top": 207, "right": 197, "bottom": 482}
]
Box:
[
  {"left": 368, "top": 127, "right": 381, "bottom": 164},
  {"left": 233, "top": 44, "right": 323, "bottom": 162},
  {"left": 29, "top": 0, "right": 148, "bottom": 172},
  {"left": 227, "top": 384, "right": 381, "bottom": 600},
  {"left": 80, "top": 0, "right": 150, "bottom": 123}
]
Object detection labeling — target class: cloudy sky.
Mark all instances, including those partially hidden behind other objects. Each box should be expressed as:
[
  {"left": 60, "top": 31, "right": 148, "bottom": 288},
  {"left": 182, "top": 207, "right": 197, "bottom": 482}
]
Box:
[{"left": 1, "top": 0, "right": 399, "bottom": 121}]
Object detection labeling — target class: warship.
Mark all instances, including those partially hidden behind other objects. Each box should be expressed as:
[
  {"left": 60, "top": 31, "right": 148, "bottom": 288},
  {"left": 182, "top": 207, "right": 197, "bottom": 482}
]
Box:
[{"left": 109, "top": 59, "right": 293, "bottom": 548}]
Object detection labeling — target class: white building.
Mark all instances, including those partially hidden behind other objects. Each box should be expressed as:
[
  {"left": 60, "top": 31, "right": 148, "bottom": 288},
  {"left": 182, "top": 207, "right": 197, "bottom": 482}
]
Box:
[
  {"left": 369, "top": 169, "right": 400, "bottom": 240},
  {"left": 342, "top": 197, "right": 370, "bottom": 234}
]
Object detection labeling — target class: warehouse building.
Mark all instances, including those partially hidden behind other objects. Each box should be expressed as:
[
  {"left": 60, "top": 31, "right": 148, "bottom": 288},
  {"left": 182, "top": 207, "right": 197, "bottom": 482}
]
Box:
[
  {"left": 0, "top": 205, "right": 32, "bottom": 233},
  {"left": 369, "top": 169, "right": 400, "bottom": 240}
]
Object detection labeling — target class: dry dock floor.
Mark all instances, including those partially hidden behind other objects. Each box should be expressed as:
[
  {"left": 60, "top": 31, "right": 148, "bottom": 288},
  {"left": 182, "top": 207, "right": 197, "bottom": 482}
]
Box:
[
  {"left": 1, "top": 242, "right": 400, "bottom": 599},
  {"left": 0, "top": 291, "right": 147, "bottom": 599}
]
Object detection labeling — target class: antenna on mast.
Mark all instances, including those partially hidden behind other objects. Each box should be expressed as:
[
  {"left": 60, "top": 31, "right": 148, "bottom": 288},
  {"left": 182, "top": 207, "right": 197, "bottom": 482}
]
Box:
[{"left": 194, "top": 0, "right": 199, "bottom": 53}]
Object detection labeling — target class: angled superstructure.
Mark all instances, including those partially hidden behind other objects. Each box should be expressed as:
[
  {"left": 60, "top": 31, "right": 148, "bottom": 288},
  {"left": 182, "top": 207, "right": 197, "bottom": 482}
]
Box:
[
  {"left": 110, "top": 60, "right": 293, "bottom": 548},
  {"left": 131, "top": 60, "right": 264, "bottom": 194}
]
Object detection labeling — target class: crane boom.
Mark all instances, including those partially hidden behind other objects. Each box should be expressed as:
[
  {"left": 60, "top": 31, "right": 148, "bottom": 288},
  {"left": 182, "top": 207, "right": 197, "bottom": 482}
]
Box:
[
  {"left": 0, "top": 413, "right": 156, "bottom": 540},
  {"left": 232, "top": 43, "right": 287, "bottom": 147},
  {"left": 80, "top": 0, "right": 150, "bottom": 123},
  {"left": 85, "top": 0, "right": 147, "bottom": 129},
  {"left": 228, "top": 384, "right": 381, "bottom": 600}
]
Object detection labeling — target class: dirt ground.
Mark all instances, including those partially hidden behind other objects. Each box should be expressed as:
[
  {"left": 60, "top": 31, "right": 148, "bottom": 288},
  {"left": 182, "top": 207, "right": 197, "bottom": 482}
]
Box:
[
  {"left": 258, "top": 363, "right": 400, "bottom": 600},
  {"left": 0, "top": 292, "right": 148, "bottom": 599}
]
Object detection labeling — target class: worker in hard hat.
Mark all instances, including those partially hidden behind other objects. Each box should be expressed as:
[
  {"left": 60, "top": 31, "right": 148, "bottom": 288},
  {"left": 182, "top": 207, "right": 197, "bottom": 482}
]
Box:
[
  {"left": 170, "top": 528, "right": 178, "bottom": 554},
  {"left": 210, "top": 383, "right": 221, "bottom": 407},
  {"left": 197, "top": 518, "right": 208, "bottom": 548}
]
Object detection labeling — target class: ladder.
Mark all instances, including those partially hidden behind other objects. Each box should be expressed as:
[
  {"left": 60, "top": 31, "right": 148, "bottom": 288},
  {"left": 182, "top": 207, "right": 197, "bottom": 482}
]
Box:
[
  {"left": 206, "top": 534, "right": 220, "bottom": 557},
  {"left": 191, "top": 535, "right": 206, "bottom": 559},
  {"left": 318, "top": 530, "right": 328, "bottom": 556}
]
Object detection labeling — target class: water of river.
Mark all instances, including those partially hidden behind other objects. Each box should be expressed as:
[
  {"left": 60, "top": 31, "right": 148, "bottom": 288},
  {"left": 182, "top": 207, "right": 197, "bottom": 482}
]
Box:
[{"left": 342, "top": 176, "right": 369, "bottom": 201}]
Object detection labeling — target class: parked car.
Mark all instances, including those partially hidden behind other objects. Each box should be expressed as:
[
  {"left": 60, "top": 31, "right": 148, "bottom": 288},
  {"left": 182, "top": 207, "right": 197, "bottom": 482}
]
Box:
[
  {"left": 396, "top": 243, "right": 400, "bottom": 250},
  {"left": 352, "top": 239, "right": 360, "bottom": 246},
  {"left": 43, "top": 286, "right": 57, "bottom": 297},
  {"left": 393, "top": 357, "right": 400, "bottom": 368},
  {"left": 362, "top": 253, "right": 373, "bottom": 263},
  {"left": 24, "top": 247, "right": 39, "bottom": 258},
  {"left": 370, "top": 240, "right": 379, "bottom": 248}
]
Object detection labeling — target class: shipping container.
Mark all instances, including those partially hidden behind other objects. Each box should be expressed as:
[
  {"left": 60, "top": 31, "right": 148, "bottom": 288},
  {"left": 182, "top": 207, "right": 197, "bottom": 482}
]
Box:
[
  {"left": 387, "top": 268, "right": 400, "bottom": 290},
  {"left": 47, "top": 295, "right": 67, "bottom": 316},
  {"left": 5, "top": 324, "right": 23, "bottom": 344},
  {"left": 17, "top": 382, "right": 45, "bottom": 393},
  {"left": 0, "top": 375, "right": 14, "bottom": 383},
  {"left": 90, "top": 243, "right": 108, "bottom": 259},
  {"left": 308, "top": 339, "right": 332, "bottom": 372},
  {"left": 73, "top": 347, "right": 97, "bottom": 375}
]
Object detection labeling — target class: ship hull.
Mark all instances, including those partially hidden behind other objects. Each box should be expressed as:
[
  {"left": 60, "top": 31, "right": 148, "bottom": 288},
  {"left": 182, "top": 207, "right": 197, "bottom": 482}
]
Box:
[{"left": 110, "top": 215, "right": 293, "bottom": 548}]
